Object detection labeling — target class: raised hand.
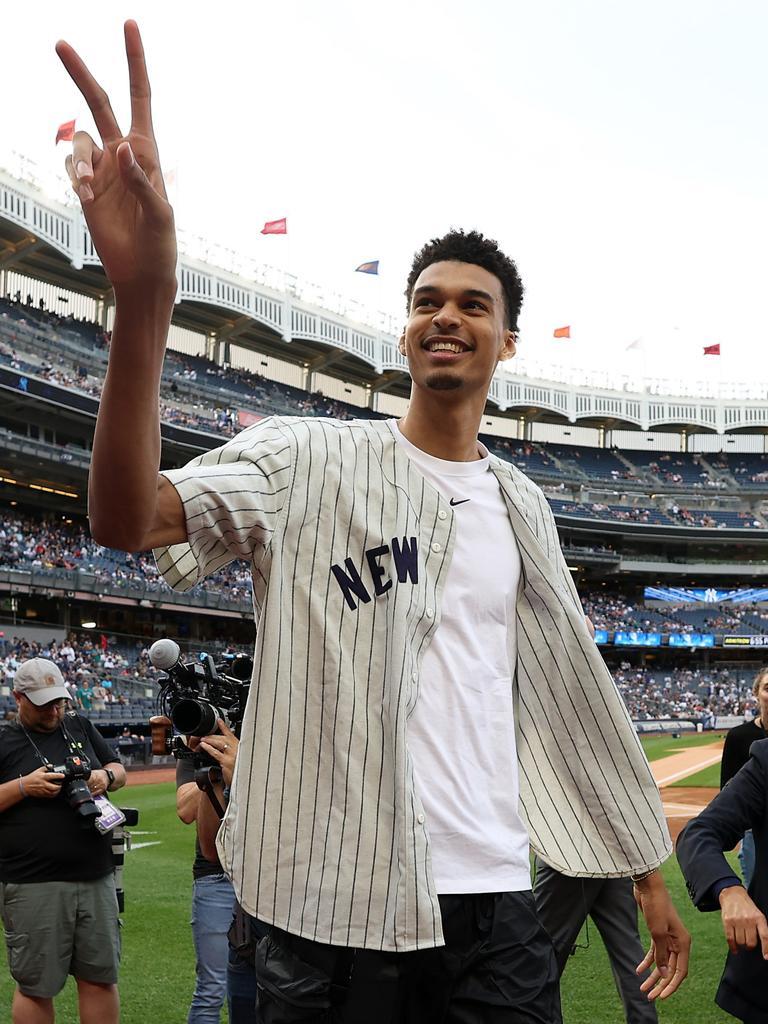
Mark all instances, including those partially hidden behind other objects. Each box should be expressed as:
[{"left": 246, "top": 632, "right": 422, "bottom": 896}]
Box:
[{"left": 56, "top": 21, "right": 177, "bottom": 294}]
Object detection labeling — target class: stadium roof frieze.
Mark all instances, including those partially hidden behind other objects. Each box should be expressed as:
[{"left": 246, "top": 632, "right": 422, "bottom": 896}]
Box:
[{"left": 2, "top": 164, "right": 768, "bottom": 429}]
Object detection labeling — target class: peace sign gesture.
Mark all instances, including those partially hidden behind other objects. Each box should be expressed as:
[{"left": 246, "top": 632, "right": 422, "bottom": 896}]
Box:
[{"left": 56, "top": 21, "right": 177, "bottom": 295}]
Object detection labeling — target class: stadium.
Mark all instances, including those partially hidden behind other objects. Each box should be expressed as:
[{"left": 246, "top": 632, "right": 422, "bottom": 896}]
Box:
[{"left": 0, "top": 156, "right": 766, "bottom": 1024}]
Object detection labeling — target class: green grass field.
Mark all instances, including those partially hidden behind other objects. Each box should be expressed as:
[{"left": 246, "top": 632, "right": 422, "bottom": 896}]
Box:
[
  {"left": 0, "top": 774, "right": 734, "bottom": 1024},
  {"left": 639, "top": 731, "right": 726, "bottom": 764}
]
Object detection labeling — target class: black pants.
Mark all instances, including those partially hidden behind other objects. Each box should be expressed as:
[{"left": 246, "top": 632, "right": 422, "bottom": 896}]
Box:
[{"left": 254, "top": 891, "right": 561, "bottom": 1024}]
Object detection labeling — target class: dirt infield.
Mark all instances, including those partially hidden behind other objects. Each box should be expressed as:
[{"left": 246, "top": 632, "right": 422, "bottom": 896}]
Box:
[
  {"left": 126, "top": 766, "right": 176, "bottom": 785},
  {"left": 662, "top": 787, "right": 717, "bottom": 842},
  {"left": 650, "top": 740, "right": 724, "bottom": 788}
]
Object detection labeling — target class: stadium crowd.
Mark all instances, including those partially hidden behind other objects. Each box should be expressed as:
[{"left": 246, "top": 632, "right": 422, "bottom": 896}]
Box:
[
  {"left": 613, "top": 664, "right": 759, "bottom": 721},
  {"left": 0, "top": 633, "right": 158, "bottom": 711},
  {"left": 3, "top": 295, "right": 768, "bottom": 515},
  {"left": 0, "top": 512, "right": 254, "bottom": 604},
  {"left": 0, "top": 623, "right": 760, "bottom": 730}
]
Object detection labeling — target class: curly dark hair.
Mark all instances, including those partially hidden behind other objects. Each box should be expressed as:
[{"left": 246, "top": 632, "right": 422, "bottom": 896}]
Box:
[{"left": 405, "top": 229, "right": 524, "bottom": 330}]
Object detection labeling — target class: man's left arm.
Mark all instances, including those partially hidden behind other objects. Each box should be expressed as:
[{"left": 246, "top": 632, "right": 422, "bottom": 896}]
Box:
[
  {"left": 88, "top": 759, "right": 127, "bottom": 797},
  {"left": 632, "top": 870, "right": 691, "bottom": 1001},
  {"left": 82, "top": 717, "right": 127, "bottom": 796}
]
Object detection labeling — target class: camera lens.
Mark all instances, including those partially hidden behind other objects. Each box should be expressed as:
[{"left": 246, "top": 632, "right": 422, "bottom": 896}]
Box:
[
  {"left": 172, "top": 698, "right": 219, "bottom": 737},
  {"left": 65, "top": 779, "right": 101, "bottom": 819}
]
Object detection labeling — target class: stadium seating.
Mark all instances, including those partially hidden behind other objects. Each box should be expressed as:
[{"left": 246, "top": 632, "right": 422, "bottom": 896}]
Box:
[{"left": 2, "top": 296, "right": 766, "bottom": 532}]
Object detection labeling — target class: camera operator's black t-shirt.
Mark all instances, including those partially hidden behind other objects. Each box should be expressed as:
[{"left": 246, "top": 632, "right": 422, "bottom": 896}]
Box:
[
  {"left": 176, "top": 756, "right": 225, "bottom": 879},
  {"left": 0, "top": 714, "right": 119, "bottom": 883}
]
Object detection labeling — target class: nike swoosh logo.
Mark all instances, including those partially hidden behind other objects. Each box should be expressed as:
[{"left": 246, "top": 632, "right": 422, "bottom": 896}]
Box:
[{"left": 449, "top": 498, "right": 470, "bottom": 506}]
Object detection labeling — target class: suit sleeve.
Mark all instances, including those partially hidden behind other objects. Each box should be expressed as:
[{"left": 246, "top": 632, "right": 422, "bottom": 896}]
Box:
[
  {"left": 677, "top": 746, "right": 766, "bottom": 911},
  {"left": 154, "top": 417, "right": 294, "bottom": 591}
]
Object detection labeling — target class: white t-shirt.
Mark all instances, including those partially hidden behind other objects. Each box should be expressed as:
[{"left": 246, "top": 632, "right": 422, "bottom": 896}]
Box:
[{"left": 392, "top": 422, "right": 530, "bottom": 894}]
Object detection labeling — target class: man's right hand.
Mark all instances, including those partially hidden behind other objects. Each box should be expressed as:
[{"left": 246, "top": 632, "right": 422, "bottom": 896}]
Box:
[
  {"left": 56, "top": 21, "right": 177, "bottom": 296},
  {"left": 719, "top": 885, "right": 768, "bottom": 957},
  {"left": 22, "top": 766, "right": 66, "bottom": 799}
]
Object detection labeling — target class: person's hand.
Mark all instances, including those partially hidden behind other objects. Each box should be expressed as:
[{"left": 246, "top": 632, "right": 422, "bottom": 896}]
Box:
[
  {"left": 719, "top": 885, "right": 768, "bottom": 956},
  {"left": 56, "top": 21, "right": 177, "bottom": 295},
  {"left": 86, "top": 769, "right": 110, "bottom": 797},
  {"left": 199, "top": 720, "right": 239, "bottom": 786},
  {"left": 22, "top": 766, "right": 66, "bottom": 799},
  {"left": 634, "top": 871, "right": 691, "bottom": 1000}
]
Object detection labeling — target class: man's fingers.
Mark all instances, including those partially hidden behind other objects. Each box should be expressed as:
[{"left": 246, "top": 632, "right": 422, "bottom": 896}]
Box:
[
  {"left": 55, "top": 40, "right": 123, "bottom": 144},
  {"left": 124, "top": 21, "right": 153, "bottom": 135},
  {"left": 65, "top": 132, "right": 103, "bottom": 205},
  {"left": 650, "top": 932, "right": 669, "bottom": 976},
  {"left": 116, "top": 142, "right": 170, "bottom": 225},
  {"left": 217, "top": 718, "right": 236, "bottom": 738},
  {"left": 658, "top": 951, "right": 688, "bottom": 1000},
  {"left": 639, "top": 966, "right": 660, "bottom": 993},
  {"left": 71, "top": 130, "right": 102, "bottom": 181},
  {"left": 635, "top": 946, "right": 654, "bottom": 976}
]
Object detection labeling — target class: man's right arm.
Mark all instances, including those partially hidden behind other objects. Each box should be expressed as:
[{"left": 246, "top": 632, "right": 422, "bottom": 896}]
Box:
[
  {"left": 57, "top": 24, "right": 185, "bottom": 553},
  {"left": 88, "top": 293, "right": 186, "bottom": 552},
  {"left": 0, "top": 767, "right": 65, "bottom": 812}
]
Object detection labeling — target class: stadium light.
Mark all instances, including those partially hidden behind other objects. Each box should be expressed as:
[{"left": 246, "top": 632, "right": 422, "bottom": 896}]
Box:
[{"left": 80, "top": 621, "right": 96, "bottom": 629}]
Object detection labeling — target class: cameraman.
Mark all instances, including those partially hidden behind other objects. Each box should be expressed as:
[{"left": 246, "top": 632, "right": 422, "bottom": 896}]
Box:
[
  {"left": 176, "top": 738, "right": 236, "bottom": 1024},
  {"left": 196, "top": 723, "right": 260, "bottom": 1024},
  {"left": 0, "top": 658, "right": 126, "bottom": 1024}
]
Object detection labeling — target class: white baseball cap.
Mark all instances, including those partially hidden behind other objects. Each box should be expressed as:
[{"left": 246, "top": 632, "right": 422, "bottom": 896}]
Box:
[{"left": 14, "top": 658, "right": 71, "bottom": 706}]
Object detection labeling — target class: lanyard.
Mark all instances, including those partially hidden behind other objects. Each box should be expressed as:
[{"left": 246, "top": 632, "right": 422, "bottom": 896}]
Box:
[{"left": 19, "top": 719, "right": 90, "bottom": 770}]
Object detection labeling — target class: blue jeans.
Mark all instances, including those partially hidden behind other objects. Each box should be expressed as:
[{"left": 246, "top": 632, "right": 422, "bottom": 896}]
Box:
[
  {"left": 740, "top": 830, "right": 755, "bottom": 889},
  {"left": 188, "top": 873, "right": 236, "bottom": 1024}
]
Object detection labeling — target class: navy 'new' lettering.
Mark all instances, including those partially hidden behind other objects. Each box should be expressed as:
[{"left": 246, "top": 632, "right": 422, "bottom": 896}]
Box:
[{"left": 331, "top": 537, "right": 419, "bottom": 610}]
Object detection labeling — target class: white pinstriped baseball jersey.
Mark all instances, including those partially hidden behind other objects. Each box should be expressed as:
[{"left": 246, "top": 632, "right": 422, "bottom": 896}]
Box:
[{"left": 155, "top": 415, "right": 671, "bottom": 952}]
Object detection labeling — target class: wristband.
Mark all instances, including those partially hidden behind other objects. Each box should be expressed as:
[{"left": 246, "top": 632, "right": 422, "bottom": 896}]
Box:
[
  {"left": 631, "top": 868, "right": 658, "bottom": 883},
  {"left": 18, "top": 776, "right": 26, "bottom": 798}
]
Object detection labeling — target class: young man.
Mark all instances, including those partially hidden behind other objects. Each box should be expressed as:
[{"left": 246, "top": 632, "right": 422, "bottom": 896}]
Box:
[{"left": 57, "top": 22, "right": 690, "bottom": 1022}]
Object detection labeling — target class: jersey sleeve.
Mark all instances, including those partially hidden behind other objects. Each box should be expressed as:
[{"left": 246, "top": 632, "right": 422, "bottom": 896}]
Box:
[
  {"left": 154, "top": 417, "right": 294, "bottom": 591},
  {"left": 538, "top": 488, "right": 585, "bottom": 613}
]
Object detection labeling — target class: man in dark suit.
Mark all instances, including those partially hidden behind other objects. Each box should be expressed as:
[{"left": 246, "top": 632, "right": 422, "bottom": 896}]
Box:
[{"left": 677, "top": 737, "right": 768, "bottom": 1023}]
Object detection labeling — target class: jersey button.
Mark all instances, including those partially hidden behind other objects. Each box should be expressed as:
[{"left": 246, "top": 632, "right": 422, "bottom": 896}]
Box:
[
  {"left": 431, "top": 542, "right": 441, "bottom": 553},
  {"left": 425, "top": 608, "right": 434, "bottom": 619},
  {"left": 437, "top": 510, "right": 448, "bottom": 521},
  {"left": 417, "top": 813, "right": 425, "bottom": 825}
]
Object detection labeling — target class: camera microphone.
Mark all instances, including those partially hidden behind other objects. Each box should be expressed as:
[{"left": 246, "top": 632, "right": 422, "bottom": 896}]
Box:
[{"left": 149, "top": 638, "right": 181, "bottom": 672}]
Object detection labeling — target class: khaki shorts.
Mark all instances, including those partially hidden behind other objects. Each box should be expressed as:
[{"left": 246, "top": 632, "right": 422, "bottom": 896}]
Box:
[{"left": 0, "top": 875, "right": 120, "bottom": 997}]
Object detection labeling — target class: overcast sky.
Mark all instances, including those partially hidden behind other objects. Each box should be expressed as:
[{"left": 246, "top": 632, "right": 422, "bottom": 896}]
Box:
[{"left": 4, "top": 0, "right": 768, "bottom": 387}]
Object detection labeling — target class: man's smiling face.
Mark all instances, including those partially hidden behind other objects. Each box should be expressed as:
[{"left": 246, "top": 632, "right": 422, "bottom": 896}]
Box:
[{"left": 400, "top": 260, "right": 516, "bottom": 397}]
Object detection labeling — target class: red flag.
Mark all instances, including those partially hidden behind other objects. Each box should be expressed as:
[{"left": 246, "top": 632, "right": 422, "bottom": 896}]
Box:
[
  {"left": 553, "top": 326, "right": 571, "bottom": 339},
  {"left": 238, "top": 410, "right": 263, "bottom": 428},
  {"left": 261, "top": 218, "right": 287, "bottom": 235},
  {"left": 55, "top": 119, "right": 76, "bottom": 144},
  {"left": 703, "top": 343, "right": 721, "bottom": 356}
]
